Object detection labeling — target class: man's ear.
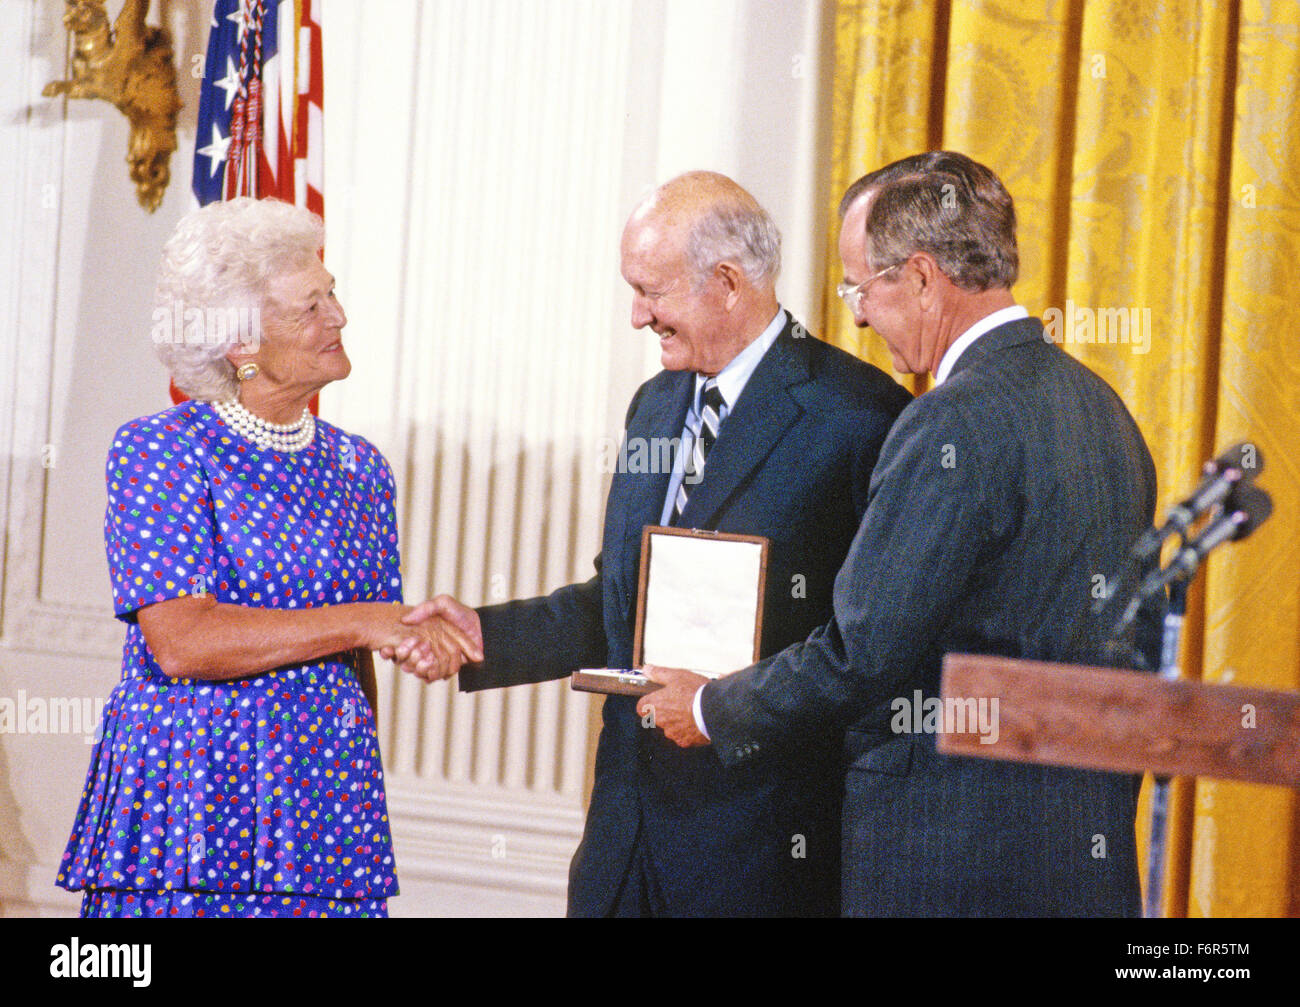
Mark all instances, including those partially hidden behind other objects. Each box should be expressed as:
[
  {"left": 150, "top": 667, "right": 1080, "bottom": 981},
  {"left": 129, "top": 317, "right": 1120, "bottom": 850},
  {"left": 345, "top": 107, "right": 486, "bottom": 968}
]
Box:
[
  {"left": 909, "top": 252, "right": 943, "bottom": 306},
  {"left": 715, "top": 261, "right": 745, "bottom": 310}
]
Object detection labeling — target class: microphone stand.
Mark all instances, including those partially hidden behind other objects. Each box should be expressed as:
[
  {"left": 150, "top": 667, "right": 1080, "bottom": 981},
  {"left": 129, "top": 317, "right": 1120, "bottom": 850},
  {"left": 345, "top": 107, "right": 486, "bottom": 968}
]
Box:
[
  {"left": 1103, "top": 470, "right": 1269, "bottom": 918},
  {"left": 1142, "top": 577, "right": 1188, "bottom": 919}
]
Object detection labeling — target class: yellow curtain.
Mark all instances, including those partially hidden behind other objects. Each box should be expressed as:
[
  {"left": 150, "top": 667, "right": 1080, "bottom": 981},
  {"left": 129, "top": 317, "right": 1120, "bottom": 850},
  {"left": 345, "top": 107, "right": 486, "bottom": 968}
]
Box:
[{"left": 826, "top": 0, "right": 1300, "bottom": 917}]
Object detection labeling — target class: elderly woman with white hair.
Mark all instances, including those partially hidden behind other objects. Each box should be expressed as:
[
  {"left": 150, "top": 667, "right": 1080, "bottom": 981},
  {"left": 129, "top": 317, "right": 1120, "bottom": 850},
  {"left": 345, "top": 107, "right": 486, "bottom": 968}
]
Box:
[{"left": 56, "top": 197, "right": 479, "bottom": 918}]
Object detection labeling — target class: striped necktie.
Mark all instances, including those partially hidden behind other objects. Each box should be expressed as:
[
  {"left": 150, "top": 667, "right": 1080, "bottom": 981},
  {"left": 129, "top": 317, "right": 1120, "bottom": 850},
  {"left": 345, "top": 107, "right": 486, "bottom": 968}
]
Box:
[{"left": 672, "top": 378, "right": 727, "bottom": 524}]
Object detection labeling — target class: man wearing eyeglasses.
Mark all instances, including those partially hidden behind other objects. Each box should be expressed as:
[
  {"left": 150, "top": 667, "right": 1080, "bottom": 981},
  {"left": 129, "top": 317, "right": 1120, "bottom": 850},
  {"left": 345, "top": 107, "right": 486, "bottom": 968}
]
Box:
[
  {"left": 644, "top": 152, "right": 1159, "bottom": 917},
  {"left": 406, "top": 171, "right": 910, "bottom": 916}
]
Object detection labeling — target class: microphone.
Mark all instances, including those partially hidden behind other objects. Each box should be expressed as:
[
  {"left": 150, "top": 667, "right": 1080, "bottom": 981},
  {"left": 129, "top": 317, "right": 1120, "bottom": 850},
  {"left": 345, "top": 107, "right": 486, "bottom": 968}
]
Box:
[
  {"left": 1163, "top": 483, "right": 1272, "bottom": 578},
  {"left": 1131, "top": 442, "right": 1263, "bottom": 560},
  {"left": 1131, "top": 483, "right": 1273, "bottom": 602}
]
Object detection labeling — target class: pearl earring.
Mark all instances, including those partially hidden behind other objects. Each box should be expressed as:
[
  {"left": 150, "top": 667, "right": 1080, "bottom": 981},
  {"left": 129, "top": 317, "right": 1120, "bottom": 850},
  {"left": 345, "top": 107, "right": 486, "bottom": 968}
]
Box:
[{"left": 236, "top": 362, "right": 259, "bottom": 382}]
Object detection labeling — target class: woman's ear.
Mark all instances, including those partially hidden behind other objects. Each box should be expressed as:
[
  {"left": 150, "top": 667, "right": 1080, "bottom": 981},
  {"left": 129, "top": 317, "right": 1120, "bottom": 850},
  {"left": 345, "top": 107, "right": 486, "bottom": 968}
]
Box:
[{"left": 225, "top": 345, "right": 261, "bottom": 384}]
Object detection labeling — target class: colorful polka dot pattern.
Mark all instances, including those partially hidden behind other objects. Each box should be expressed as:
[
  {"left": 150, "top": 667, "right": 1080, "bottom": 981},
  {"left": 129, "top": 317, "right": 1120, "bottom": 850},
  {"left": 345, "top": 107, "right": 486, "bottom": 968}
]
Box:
[
  {"left": 82, "top": 888, "right": 388, "bottom": 918},
  {"left": 58, "top": 402, "right": 402, "bottom": 911}
]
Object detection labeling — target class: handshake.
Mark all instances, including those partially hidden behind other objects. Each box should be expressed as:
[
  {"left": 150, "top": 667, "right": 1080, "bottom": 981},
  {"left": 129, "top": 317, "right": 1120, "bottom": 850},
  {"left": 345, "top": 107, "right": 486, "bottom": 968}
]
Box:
[
  {"left": 378, "top": 595, "right": 484, "bottom": 682},
  {"left": 371, "top": 594, "right": 710, "bottom": 747}
]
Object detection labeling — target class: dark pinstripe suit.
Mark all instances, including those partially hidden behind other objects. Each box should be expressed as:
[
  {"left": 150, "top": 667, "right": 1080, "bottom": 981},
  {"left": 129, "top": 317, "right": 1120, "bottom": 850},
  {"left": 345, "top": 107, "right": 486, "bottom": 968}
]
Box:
[{"left": 702, "top": 317, "right": 1158, "bottom": 917}]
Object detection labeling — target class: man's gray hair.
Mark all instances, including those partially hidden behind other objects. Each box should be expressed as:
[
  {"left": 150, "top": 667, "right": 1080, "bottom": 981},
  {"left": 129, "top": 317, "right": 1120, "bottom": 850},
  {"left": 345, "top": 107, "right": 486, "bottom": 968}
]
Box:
[
  {"left": 684, "top": 197, "right": 781, "bottom": 287},
  {"left": 840, "top": 151, "right": 1018, "bottom": 291},
  {"left": 650, "top": 171, "right": 781, "bottom": 288},
  {"left": 152, "top": 197, "right": 324, "bottom": 401}
]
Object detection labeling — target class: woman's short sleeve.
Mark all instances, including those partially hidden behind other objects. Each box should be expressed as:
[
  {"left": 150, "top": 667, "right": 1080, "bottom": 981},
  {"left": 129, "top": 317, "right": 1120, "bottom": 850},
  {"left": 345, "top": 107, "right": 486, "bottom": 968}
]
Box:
[{"left": 104, "top": 414, "right": 216, "bottom": 621}]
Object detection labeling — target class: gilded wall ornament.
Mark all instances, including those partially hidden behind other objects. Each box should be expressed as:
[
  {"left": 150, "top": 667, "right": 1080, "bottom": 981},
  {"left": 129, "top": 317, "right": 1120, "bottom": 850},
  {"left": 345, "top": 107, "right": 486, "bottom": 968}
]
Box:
[{"left": 43, "top": 0, "right": 182, "bottom": 212}]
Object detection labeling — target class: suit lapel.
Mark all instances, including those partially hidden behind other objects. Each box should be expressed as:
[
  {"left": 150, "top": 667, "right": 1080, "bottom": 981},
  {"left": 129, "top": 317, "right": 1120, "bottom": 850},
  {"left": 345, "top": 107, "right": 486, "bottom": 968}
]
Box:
[
  {"left": 677, "top": 323, "right": 808, "bottom": 529},
  {"left": 625, "top": 373, "right": 693, "bottom": 531},
  {"left": 608, "top": 373, "right": 693, "bottom": 630}
]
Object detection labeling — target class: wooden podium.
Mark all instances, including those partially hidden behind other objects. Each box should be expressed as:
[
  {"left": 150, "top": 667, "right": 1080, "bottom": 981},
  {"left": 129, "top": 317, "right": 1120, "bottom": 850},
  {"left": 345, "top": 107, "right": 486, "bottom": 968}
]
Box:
[{"left": 937, "top": 653, "right": 1300, "bottom": 915}]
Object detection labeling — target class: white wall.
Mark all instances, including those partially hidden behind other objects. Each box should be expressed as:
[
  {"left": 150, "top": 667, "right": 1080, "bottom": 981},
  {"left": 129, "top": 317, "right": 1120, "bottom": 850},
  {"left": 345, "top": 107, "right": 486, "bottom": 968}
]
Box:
[
  {"left": 0, "top": 0, "right": 214, "bottom": 914},
  {"left": 0, "top": 0, "right": 830, "bottom": 917}
]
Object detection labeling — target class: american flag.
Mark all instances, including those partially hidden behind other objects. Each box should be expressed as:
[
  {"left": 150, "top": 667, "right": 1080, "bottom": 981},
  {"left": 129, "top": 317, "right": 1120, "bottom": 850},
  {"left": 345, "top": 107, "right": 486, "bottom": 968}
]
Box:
[
  {"left": 192, "top": 0, "right": 323, "bottom": 213},
  {"left": 180, "top": 1, "right": 323, "bottom": 406}
]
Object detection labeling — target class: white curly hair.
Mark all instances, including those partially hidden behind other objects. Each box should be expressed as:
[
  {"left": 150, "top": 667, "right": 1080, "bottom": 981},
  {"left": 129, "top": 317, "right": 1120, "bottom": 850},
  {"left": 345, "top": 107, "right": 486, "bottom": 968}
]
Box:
[{"left": 152, "top": 198, "right": 324, "bottom": 401}]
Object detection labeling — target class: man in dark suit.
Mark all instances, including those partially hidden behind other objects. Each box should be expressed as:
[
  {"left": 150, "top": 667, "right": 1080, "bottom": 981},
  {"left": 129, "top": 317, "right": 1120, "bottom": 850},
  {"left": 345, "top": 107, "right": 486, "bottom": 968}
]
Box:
[
  {"left": 644, "top": 152, "right": 1159, "bottom": 917},
  {"left": 401, "top": 171, "right": 910, "bottom": 916}
]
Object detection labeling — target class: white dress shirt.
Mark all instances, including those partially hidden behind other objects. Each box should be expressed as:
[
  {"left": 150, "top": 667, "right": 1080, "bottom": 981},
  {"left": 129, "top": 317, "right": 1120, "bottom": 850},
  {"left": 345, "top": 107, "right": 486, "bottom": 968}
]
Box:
[
  {"left": 658, "top": 307, "right": 787, "bottom": 524},
  {"left": 933, "top": 304, "right": 1029, "bottom": 385}
]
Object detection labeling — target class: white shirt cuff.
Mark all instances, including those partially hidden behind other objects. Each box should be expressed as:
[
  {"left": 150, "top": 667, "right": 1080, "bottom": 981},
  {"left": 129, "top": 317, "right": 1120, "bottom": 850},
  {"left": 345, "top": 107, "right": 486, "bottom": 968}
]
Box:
[{"left": 691, "top": 683, "right": 711, "bottom": 741}]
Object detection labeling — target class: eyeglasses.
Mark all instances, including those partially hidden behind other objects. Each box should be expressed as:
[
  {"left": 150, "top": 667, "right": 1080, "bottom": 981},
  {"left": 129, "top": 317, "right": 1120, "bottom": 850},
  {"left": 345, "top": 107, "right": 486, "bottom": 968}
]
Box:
[{"left": 836, "top": 263, "right": 901, "bottom": 311}]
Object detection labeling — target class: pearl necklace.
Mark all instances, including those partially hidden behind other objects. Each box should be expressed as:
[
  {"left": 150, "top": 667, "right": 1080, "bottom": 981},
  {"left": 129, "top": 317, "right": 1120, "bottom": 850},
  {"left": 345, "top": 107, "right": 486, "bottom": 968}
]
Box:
[{"left": 213, "top": 398, "right": 316, "bottom": 452}]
